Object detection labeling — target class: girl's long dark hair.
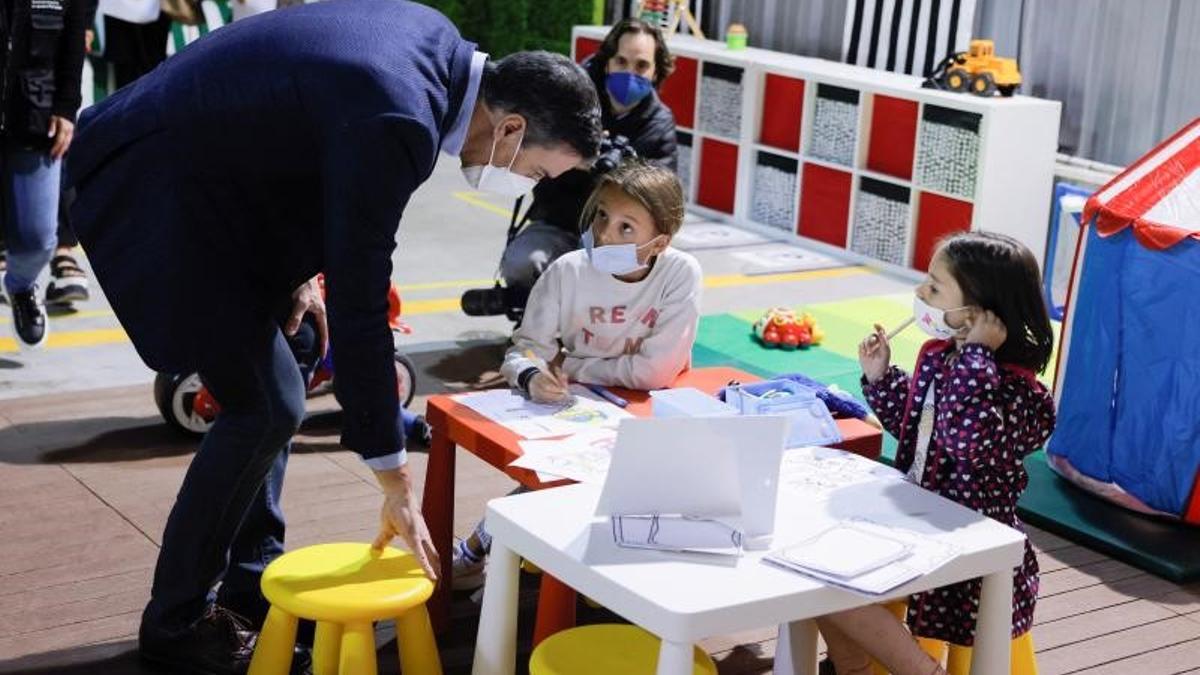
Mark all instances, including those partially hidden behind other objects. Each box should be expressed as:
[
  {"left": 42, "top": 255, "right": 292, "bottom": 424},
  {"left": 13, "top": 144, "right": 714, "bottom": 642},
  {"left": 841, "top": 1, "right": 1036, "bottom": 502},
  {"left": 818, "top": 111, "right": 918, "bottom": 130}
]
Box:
[{"left": 939, "top": 231, "right": 1055, "bottom": 373}]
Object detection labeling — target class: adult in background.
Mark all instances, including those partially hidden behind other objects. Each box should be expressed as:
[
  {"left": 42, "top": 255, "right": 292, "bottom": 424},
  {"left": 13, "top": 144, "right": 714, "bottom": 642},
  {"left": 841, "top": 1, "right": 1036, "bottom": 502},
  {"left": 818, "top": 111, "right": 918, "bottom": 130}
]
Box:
[{"left": 497, "top": 18, "right": 678, "bottom": 310}]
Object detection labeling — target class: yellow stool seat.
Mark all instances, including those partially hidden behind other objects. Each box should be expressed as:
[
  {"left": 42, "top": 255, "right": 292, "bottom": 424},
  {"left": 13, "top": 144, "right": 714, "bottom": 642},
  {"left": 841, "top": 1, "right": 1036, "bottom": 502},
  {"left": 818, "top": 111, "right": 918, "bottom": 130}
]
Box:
[
  {"left": 261, "top": 542, "right": 433, "bottom": 622},
  {"left": 529, "top": 624, "right": 717, "bottom": 675},
  {"left": 249, "top": 543, "right": 441, "bottom": 675}
]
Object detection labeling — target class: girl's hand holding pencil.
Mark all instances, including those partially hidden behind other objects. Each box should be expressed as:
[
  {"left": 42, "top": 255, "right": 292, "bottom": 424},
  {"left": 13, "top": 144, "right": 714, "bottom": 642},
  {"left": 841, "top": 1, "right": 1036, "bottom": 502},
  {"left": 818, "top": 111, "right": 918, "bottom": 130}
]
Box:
[
  {"left": 525, "top": 350, "right": 574, "bottom": 405},
  {"left": 860, "top": 317, "right": 912, "bottom": 384}
]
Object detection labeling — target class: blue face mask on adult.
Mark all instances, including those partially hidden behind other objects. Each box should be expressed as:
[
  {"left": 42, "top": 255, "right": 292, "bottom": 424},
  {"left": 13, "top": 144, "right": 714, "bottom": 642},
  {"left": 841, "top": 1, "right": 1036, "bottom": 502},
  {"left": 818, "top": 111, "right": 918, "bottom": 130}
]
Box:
[{"left": 605, "top": 72, "right": 654, "bottom": 108}]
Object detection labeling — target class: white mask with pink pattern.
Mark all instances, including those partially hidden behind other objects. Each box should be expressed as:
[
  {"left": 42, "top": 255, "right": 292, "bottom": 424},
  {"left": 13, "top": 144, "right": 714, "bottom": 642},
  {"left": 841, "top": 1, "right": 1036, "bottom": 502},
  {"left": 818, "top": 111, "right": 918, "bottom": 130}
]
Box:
[{"left": 912, "top": 295, "right": 968, "bottom": 340}]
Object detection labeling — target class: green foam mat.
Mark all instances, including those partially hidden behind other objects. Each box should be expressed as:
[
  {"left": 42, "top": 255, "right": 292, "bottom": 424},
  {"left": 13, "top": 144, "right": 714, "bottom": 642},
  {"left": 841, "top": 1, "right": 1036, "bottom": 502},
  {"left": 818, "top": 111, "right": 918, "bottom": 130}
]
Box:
[
  {"left": 729, "top": 294, "right": 928, "bottom": 373},
  {"left": 1018, "top": 451, "right": 1200, "bottom": 582},
  {"left": 696, "top": 314, "right": 863, "bottom": 381}
]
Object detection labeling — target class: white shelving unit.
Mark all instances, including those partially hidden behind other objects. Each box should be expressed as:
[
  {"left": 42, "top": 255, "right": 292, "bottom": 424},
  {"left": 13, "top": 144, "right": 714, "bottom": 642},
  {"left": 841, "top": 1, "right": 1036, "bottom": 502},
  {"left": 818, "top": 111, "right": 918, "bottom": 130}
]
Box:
[{"left": 573, "top": 27, "right": 1062, "bottom": 273}]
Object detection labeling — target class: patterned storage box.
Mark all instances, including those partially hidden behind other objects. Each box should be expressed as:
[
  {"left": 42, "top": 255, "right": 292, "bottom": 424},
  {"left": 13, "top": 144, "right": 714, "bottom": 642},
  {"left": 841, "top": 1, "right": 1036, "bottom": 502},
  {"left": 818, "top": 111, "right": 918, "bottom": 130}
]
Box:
[
  {"left": 916, "top": 106, "right": 981, "bottom": 199},
  {"left": 851, "top": 177, "right": 911, "bottom": 266},
  {"left": 751, "top": 152, "right": 799, "bottom": 231},
  {"left": 698, "top": 62, "right": 744, "bottom": 140},
  {"left": 677, "top": 131, "right": 693, "bottom": 198},
  {"left": 809, "top": 84, "right": 860, "bottom": 167}
]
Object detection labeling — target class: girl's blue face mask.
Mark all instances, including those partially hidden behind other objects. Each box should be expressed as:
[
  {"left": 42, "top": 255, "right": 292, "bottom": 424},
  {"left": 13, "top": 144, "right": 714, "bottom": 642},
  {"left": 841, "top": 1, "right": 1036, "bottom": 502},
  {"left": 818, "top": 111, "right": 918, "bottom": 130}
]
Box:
[{"left": 605, "top": 72, "right": 654, "bottom": 108}]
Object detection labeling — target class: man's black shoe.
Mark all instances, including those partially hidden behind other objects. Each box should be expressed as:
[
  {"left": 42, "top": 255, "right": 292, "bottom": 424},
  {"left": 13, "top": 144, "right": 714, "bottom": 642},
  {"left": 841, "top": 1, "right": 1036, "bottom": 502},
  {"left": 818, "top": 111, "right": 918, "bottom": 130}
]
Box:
[
  {"left": 140, "top": 605, "right": 312, "bottom": 675},
  {"left": 140, "top": 605, "right": 255, "bottom": 675},
  {"left": 11, "top": 287, "right": 47, "bottom": 349}
]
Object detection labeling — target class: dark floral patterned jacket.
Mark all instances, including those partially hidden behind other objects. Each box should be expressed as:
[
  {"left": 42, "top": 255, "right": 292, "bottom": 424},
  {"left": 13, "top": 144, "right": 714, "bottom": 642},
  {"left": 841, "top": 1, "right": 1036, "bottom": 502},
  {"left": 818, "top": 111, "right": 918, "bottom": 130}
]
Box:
[{"left": 862, "top": 340, "right": 1056, "bottom": 645}]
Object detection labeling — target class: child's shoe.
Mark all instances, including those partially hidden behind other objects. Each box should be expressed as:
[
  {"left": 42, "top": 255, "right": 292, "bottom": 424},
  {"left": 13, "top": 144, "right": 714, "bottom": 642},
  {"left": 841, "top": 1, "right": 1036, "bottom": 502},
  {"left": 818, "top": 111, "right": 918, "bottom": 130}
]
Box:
[
  {"left": 451, "top": 538, "right": 487, "bottom": 591},
  {"left": 411, "top": 414, "right": 433, "bottom": 447}
]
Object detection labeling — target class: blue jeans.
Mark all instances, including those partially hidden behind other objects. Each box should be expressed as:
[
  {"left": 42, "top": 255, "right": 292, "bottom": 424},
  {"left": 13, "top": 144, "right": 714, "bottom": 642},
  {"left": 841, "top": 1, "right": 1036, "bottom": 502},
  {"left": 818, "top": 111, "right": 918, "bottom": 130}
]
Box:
[
  {"left": 142, "top": 324, "right": 305, "bottom": 635},
  {"left": 1, "top": 147, "right": 61, "bottom": 296}
]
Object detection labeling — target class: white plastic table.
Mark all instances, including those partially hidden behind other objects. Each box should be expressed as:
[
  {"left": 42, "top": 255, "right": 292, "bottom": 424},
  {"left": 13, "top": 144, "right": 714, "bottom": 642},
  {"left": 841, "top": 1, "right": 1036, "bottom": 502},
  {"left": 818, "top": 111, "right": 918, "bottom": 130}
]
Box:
[{"left": 471, "top": 478, "right": 1026, "bottom": 675}]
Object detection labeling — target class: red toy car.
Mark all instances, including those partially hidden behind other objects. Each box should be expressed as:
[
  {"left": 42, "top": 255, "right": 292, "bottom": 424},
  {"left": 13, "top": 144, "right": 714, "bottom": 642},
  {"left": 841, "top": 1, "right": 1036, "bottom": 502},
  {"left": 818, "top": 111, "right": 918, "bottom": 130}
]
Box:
[{"left": 752, "top": 307, "right": 825, "bottom": 350}]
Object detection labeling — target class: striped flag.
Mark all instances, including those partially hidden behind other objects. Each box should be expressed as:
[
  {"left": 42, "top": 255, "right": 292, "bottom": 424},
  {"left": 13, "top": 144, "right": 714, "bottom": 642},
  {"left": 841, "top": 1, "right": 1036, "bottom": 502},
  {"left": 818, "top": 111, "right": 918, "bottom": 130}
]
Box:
[
  {"left": 166, "top": 0, "right": 234, "bottom": 56},
  {"left": 842, "top": 0, "right": 977, "bottom": 77}
]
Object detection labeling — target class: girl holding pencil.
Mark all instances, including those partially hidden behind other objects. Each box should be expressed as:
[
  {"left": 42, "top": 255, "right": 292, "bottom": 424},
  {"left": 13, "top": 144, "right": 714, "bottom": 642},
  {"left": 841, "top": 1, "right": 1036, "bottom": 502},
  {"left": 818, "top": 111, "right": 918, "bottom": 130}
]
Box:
[{"left": 453, "top": 160, "right": 703, "bottom": 589}]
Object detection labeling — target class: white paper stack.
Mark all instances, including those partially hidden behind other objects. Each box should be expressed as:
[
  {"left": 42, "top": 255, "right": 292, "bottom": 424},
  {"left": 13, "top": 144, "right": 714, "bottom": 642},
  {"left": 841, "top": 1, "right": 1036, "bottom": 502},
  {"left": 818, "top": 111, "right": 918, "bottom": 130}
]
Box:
[{"left": 766, "top": 519, "right": 959, "bottom": 594}]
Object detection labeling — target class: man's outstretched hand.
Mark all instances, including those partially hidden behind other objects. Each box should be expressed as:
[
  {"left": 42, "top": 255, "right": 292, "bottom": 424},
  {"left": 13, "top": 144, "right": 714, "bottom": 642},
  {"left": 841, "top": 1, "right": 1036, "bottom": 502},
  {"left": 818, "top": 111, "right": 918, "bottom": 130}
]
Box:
[{"left": 372, "top": 466, "right": 440, "bottom": 582}]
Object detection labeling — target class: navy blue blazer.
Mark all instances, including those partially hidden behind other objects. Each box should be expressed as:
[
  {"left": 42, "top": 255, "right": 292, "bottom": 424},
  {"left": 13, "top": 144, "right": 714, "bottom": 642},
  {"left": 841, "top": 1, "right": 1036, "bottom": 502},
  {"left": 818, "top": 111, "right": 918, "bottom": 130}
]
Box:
[{"left": 67, "top": 0, "right": 476, "bottom": 458}]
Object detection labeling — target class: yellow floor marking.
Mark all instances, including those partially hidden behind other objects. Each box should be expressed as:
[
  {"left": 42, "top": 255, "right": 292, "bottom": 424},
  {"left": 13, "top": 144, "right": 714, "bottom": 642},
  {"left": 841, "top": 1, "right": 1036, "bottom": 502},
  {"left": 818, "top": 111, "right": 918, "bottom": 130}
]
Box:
[{"left": 0, "top": 328, "right": 128, "bottom": 352}]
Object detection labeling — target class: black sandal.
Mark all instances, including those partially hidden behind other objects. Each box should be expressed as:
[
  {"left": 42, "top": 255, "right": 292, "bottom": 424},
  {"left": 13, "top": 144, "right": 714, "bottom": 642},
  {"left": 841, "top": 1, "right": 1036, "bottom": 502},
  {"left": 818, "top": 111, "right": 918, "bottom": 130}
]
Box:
[{"left": 46, "top": 254, "right": 90, "bottom": 305}]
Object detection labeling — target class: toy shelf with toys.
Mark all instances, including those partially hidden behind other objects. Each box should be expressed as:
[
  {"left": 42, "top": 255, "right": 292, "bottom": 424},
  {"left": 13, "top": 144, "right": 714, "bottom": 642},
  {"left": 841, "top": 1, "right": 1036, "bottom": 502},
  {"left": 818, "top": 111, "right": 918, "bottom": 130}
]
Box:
[{"left": 573, "top": 26, "right": 1061, "bottom": 274}]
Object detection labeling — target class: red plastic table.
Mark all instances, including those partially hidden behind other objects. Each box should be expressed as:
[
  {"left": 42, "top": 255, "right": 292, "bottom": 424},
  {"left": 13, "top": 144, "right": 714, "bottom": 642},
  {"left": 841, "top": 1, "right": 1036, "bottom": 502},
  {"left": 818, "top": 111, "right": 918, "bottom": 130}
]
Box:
[{"left": 420, "top": 366, "right": 883, "bottom": 641}]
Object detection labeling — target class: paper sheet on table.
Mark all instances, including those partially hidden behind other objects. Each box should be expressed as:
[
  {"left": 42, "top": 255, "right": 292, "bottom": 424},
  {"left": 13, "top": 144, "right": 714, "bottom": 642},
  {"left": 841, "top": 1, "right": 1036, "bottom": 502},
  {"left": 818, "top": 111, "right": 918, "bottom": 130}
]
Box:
[
  {"left": 766, "top": 519, "right": 959, "bottom": 595},
  {"left": 612, "top": 514, "right": 743, "bottom": 556},
  {"left": 511, "top": 429, "right": 617, "bottom": 484},
  {"left": 779, "top": 446, "right": 904, "bottom": 502},
  {"left": 454, "top": 385, "right": 632, "bottom": 440},
  {"left": 768, "top": 522, "right": 911, "bottom": 578}
]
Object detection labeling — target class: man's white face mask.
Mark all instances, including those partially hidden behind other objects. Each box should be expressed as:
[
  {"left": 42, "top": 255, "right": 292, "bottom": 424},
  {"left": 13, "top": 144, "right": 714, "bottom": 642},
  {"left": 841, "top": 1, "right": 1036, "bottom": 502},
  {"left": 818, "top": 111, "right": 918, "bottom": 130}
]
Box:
[{"left": 461, "top": 128, "right": 537, "bottom": 197}]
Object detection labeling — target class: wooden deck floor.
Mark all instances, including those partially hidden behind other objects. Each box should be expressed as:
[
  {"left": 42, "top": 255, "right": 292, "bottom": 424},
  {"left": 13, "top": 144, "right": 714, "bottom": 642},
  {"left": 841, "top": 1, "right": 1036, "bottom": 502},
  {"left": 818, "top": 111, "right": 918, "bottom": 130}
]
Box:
[{"left": 2, "top": 384, "right": 1199, "bottom": 674}]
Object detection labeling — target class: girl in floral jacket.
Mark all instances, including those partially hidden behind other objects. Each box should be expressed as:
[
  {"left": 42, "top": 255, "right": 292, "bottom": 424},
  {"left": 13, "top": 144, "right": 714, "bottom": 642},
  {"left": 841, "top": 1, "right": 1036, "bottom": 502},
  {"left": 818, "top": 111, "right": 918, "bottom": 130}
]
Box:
[{"left": 817, "top": 231, "right": 1057, "bottom": 675}]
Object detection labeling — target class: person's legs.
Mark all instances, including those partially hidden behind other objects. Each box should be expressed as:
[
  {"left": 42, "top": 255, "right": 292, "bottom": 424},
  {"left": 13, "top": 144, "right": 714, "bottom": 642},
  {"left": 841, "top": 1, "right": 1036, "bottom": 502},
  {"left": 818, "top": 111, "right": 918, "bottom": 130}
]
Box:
[
  {"left": 499, "top": 221, "right": 580, "bottom": 291},
  {"left": 818, "top": 606, "right": 946, "bottom": 675},
  {"left": 1, "top": 148, "right": 59, "bottom": 295},
  {"left": 140, "top": 324, "right": 305, "bottom": 663},
  {"left": 451, "top": 486, "right": 526, "bottom": 590},
  {"left": 108, "top": 15, "right": 172, "bottom": 90},
  {"left": 46, "top": 180, "right": 90, "bottom": 305},
  {"left": 3, "top": 147, "right": 60, "bottom": 347},
  {"left": 467, "top": 516, "right": 494, "bottom": 553},
  {"left": 215, "top": 445, "right": 289, "bottom": 628},
  {"left": 817, "top": 616, "right": 874, "bottom": 675}
]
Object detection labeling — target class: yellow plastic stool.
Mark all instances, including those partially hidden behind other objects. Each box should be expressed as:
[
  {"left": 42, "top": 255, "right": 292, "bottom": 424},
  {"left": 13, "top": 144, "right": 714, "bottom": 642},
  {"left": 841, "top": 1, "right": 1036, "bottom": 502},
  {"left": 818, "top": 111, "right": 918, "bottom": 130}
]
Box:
[
  {"left": 868, "top": 602, "right": 1037, "bottom": 675},
  {"left": 946, "top": 631, "right": 1038, "bottom": 675},
  {"left": 247, "top": 543, "right": 441, "bottom": 675},
  {"left": 529, "top": 624, "right": 717, "bottom": 675}
]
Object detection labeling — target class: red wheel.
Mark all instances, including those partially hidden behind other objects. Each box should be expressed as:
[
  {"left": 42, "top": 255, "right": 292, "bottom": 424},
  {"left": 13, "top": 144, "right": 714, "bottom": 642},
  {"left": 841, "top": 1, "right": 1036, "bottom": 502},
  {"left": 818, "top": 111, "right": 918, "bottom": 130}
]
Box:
[{"left": 154, "top": 372, "right": 217, "bottom": 436}]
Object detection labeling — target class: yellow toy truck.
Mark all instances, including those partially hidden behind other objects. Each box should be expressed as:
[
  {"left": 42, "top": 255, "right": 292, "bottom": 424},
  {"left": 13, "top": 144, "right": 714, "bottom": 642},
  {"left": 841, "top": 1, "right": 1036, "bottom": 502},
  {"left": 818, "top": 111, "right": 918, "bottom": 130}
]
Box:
[{"left": 925, "top": 39, "right": 1021, "bottom": 97}]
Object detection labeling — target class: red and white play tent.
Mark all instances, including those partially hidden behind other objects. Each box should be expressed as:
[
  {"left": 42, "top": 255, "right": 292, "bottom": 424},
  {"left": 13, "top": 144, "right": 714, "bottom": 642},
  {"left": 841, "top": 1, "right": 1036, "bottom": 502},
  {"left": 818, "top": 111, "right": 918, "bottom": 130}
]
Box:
[{"left": 1048, "top": 117, "right": 1200, "bottom": 524}]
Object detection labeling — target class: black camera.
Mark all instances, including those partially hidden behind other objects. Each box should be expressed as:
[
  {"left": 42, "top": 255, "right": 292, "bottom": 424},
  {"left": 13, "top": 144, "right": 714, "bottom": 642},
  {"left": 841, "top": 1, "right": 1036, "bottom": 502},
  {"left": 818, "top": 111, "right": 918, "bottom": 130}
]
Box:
[
  {"left": 460, "top": 283, "right": 531, "bottom": 322},
  {"left": 591, "top": 134, "right": 637, "bottom": 176}
]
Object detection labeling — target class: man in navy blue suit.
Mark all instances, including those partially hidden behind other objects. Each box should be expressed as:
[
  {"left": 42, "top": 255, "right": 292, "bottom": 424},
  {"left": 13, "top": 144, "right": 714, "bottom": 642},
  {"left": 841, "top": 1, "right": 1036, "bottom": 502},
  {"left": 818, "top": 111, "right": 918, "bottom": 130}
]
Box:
[{"left": 66, "top": 1, "right": 601, "bottom": 671}]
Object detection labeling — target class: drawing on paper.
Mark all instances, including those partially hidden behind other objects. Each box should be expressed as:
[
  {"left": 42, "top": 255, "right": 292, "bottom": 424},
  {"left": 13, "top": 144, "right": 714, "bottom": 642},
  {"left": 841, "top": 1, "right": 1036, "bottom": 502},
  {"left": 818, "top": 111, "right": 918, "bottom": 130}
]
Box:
[{"left": 779, "top": 446, "right": 903, "bottom": 501}]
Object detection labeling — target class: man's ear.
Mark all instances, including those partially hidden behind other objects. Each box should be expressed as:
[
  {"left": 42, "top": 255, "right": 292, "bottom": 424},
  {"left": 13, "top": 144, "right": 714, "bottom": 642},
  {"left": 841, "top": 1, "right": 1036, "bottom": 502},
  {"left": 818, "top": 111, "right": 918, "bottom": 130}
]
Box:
[{"left": 497, "top": 113, "right": 526, "bottom": 138}]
